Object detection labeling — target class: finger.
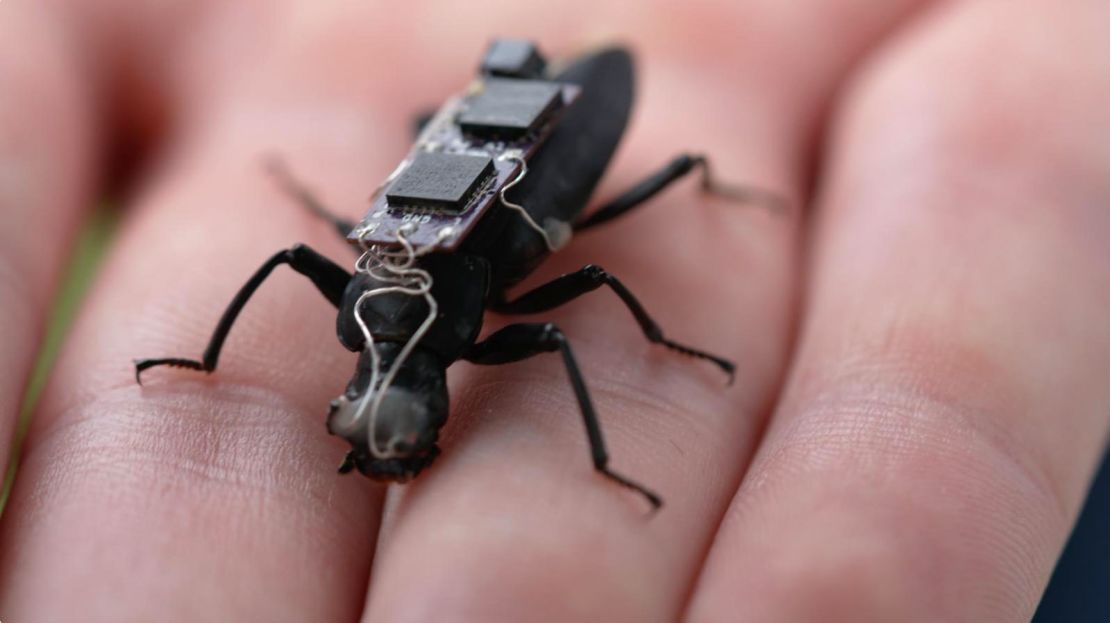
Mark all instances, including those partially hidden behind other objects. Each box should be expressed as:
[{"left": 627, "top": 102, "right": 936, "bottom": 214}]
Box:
[
  {"left": 0, "top": 4, "right": 419, "bottom": 619},
  {"left": 358, "top": 2, "right": 929, "bottom": 621},
  {"left": 0, "top": 3, "right": 96, "bottom": 482},
  {"left": 687, "top": 1, "right": 1110, "bottom": 621}
]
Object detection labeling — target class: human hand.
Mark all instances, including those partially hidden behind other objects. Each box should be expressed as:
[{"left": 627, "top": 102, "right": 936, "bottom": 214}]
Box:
[{"left": 1, "top": 1, "right": 1106, "bottom": 621}]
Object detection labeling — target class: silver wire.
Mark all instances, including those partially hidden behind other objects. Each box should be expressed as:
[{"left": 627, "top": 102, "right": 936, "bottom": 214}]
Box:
[
  {"left": 350, "top": 227, "right": 439, "bottom": 459},
  {"left": 497, "top": 153, "right": 570, "bottom": 251}
]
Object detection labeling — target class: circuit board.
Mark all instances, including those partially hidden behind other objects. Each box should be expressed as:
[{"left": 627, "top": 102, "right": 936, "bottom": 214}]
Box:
[{"left": 348, "top": 78, "right": 581, "bottom": 252}]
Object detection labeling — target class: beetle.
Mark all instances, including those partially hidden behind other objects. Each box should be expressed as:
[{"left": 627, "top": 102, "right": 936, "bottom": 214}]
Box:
[{"left": 134, "top": 39, "right": 782, "bottom": 509}]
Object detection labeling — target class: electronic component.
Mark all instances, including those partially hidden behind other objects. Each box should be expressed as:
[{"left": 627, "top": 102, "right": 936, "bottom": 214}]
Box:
[
  {"left": 350, "top": 79, "right": 579, "bottom": 252},
  {"left": 479, "top": 39, "right": 547, "bottom": 78},
  {"left": 385, "top": 152, "right": 494, "bottom": 212},
  {"left": 458, "top": 79, "right": 563, "bottom": 140}
]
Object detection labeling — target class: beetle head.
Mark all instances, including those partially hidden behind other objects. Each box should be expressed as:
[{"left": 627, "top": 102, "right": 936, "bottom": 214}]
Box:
[{"left": 327, "top": 344, "right": 447, "bottom": 482}]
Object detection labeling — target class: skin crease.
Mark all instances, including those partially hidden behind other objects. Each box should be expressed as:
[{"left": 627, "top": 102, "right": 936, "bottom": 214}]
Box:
[{"left": 0, "top": 1, "right": 1106, "bottom": 622}]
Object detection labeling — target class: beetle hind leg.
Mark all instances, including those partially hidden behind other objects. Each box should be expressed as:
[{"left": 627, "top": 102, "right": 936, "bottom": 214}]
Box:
[
  {"left": 574, "top": 153, "right": 788, "bottom": 232},
  {"left": 690, "top": 155, "right": 788, "bottom": 212},
  {"left": 412, "top": 108, "right": 437, "bottom": 138}
]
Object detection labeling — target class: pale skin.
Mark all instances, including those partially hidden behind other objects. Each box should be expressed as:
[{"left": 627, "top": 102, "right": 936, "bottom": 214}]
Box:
[{"left": 0, "top": 1, "right": 1108, "bottom": 621}]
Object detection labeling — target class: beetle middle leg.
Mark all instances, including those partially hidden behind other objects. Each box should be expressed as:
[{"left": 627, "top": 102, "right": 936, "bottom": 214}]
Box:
[
  {"left": 492, "top": 264, "right": 735, "bottom": 383},
  {"left": 133, "top": 244, "right": 350, "bottom": 384},
  {"left": 574, "top": 153, "right": 788, "bottom": 232},
  {"left": 463, "top": 322, "right": 662, "bottom": 510}
]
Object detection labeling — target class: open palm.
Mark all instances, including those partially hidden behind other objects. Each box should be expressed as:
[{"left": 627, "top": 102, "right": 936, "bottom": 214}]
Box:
[{"left": 1, "top": 2, "right": 1107, "bottom": 621}]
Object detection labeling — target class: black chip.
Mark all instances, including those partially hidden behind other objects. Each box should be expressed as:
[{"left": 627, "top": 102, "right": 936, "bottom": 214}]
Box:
[
  {"left": 386, "top": 152, "right": 494, "bottom": 212},
  {"left": 458, "top": 78, "right": 562, "bottom": 140},
  {"left": 480, "top": 39, "right": 547, "bottom": 78}
]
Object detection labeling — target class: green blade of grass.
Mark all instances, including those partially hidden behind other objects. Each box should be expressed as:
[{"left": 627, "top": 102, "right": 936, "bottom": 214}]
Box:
[{"left": 1, "top": 206, "right": 117, "bottom": 513}]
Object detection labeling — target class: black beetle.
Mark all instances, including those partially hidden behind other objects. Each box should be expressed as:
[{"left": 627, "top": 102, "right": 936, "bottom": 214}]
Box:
[{"left": 134, "top": 39, "right": 782, "bottom": 509}]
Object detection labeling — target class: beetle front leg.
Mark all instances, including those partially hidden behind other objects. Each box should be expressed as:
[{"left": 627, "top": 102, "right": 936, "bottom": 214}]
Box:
[
  {"left": 134, "top": 244, "right": 350, "bottom": 384},
  {"left": 574, "top": 153, "right": 788, "bottom": 232},
  {"left": 493, "top": 264, "right": 735, "bottom": 383},
  {"left": 464, "top": 322, "right": 662, "bottom": 510}
]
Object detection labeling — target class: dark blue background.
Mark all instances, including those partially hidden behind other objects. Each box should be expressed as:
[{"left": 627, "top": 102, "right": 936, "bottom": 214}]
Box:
[{"left": 1034, "top": 449, "right": 1110, "bottom": 621}]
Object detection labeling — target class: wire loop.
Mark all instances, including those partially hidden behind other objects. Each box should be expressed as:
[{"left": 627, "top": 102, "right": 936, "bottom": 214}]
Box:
[{"left": 350, "top": 227, "right": 439, "bottom": 459}]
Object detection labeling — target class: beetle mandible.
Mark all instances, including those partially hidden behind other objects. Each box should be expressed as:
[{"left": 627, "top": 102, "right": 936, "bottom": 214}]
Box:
[{"left": 134, "top": 40, "right": 784, "bottom": 510}]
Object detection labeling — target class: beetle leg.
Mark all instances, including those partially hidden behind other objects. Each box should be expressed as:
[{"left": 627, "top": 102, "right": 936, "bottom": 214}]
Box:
[
  {"left": 573, "top": 153, "right": 788, "bottom": 231},
  {"left": 338, "top": 451, "right": 358, "bottom": 474},
  {"left": 412, "top": 108, "right": 437, "bottom": 139},
  {"left": 492, "top": 264, "right": 735, "bottom": 383},
  {"left": 133, "top": 244, "right": 351, "bottom": 384},
  {"left": 463, "top": 322, "right": 662, "bottom": 511},
  {"left": 264, "top": 157, "right": 358, "bottom": 241}
]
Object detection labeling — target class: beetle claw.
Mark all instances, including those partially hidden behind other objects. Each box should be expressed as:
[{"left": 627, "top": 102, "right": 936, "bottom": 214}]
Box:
[{"left": 337, "top": 452, "right": 357, "bottom": 474}]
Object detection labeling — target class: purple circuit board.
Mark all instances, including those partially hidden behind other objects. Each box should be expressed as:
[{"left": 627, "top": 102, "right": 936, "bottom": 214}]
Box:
[{"left": 347, "top": 79, "right": 581, "bottom": 252}]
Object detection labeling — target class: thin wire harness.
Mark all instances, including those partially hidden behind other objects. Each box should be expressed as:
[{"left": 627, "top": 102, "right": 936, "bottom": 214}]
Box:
[{"left": 350, "top": 226, "right": 443, "bottom": 459}]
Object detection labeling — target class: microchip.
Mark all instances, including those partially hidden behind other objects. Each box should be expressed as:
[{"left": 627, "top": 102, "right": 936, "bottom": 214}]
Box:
[
  {"left": 458, "top": 78, "right": 563, "bottom": 140},
  {"left": 385, "top": 152, "right": 494, "bottom": 212},
  {"left": 480, "top": 39, "right": 547, "bottom": 78}
]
